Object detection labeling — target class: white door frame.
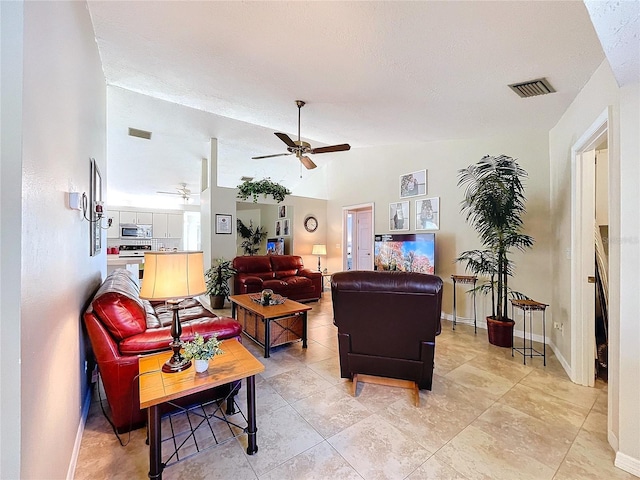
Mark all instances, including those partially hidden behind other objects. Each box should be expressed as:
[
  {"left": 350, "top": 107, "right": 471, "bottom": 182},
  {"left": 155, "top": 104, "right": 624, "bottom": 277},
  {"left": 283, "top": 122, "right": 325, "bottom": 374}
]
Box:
[
  {"left": 570, "top": 108, "right": 610, "bottom": 386},
  {"left": 342, "top": 202, "right": 374, "bottom": 271}
]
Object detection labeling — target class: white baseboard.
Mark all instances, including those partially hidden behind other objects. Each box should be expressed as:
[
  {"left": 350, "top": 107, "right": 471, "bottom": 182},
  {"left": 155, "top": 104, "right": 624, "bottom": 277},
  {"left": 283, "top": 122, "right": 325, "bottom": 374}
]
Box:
[
  {"left": 66, "top": 387, "right": 92, "bottom": 480},
  {"left": 615, "top": 451, "right": 640, "bottom": 477}
]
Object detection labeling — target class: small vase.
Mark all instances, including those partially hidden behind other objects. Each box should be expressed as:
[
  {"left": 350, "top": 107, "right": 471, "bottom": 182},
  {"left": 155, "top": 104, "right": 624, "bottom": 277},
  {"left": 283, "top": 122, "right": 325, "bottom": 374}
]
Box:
[{"left": 194, "top": 359, "right": 209, "bottom": 373}]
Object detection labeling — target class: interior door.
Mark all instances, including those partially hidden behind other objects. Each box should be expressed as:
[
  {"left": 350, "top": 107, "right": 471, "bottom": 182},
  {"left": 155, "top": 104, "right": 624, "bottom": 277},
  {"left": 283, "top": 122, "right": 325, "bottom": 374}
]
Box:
[{"left": 356, "top": 210, "right": 373, "bottom": 270}]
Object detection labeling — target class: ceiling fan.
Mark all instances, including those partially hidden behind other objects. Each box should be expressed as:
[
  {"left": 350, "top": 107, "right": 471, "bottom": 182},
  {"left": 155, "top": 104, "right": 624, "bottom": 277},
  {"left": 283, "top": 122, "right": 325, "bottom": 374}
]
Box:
[
  {"left": 252, "top": 100, "right": 351, "bottom": 169},
  {"left": 156, "top": 183, "right": 199, "bottom": 202}
]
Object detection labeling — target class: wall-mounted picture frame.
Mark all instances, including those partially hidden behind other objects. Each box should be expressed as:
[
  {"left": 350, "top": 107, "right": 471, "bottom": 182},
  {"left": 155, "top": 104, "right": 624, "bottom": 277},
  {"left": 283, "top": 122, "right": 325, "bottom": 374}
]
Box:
[
  {"left": 283, "top": 218, "right": 291, "bottom": 236},
  {"left": 400, "top": 169, "right": 427, "bottom": 198},
  {"left": 278, "top": 205, "right": 288, "bottom": 219},
  {"left": 415, "top": 197, "right": 440, "bottom": 230},
  {"left": 275, "top": 220, "right": 282, "bottom": 236},
  {"left": 90, "top": 158, "right": 102, "bottom": 256},
  {"left": 215, "top": 214, "right": 232, "bottom": 234},
  {"left": 389, "top": 201, "right": 410, "bottom": 231}
]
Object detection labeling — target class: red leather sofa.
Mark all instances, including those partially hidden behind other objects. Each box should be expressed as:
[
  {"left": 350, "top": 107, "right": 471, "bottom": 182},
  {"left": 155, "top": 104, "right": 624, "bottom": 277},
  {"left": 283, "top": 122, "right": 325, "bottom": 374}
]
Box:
[
  {"left": 83, "top": 269, "right": 243, "bottom": 433},
  {"left": 232, "top": 255, "right": 322, "bottom": 302}
]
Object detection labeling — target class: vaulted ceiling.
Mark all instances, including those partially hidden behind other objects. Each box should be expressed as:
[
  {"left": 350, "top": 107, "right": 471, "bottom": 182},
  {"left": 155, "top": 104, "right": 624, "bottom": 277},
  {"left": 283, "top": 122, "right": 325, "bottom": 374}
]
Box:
[{"left": 87, "top": 1, "right": 605, "bottom": 206}]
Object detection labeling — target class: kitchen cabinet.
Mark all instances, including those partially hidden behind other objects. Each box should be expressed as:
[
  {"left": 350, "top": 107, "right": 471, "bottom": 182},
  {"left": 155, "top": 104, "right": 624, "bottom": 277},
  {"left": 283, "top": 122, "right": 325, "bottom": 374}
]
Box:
[
  {"left": 152, "top": 213, "right": 183, "bottom": 238},
  {"left": 119, "top": 211, "right": 153, "bottom": 225},
  {"left": 106, "top": 211, "right": 120, "bottom": 239}
]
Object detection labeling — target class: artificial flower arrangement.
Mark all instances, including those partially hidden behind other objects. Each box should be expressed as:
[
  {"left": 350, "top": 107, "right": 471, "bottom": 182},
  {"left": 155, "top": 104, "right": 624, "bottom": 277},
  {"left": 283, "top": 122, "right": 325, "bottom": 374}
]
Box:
[{"left": 181, "top": 332, "right": 224, "bottom": 361}]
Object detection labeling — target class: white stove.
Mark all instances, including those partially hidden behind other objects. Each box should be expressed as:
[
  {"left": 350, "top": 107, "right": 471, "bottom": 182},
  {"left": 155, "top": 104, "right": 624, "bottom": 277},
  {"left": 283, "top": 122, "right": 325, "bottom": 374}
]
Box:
[{"left": 119, "top": 245, "right": 151, "bottom": 257}]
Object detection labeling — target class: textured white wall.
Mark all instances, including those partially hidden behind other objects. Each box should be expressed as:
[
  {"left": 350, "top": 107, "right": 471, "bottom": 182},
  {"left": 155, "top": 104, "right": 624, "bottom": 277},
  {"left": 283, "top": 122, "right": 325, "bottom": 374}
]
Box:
[
  {"left": 616, "top": 81, "right": 640, "bottom": 472},
  {"left": 549, "top": 62, "right": 620, "bottom": 371},
  {"left": 1, "top": 2, "right": 25, "bottom": 479},
  {"left": 325, "top": 133, "right": 552, "bottom": 332},
  {"left": 19, "top": 2, "right": 106, "bottom": 478}
]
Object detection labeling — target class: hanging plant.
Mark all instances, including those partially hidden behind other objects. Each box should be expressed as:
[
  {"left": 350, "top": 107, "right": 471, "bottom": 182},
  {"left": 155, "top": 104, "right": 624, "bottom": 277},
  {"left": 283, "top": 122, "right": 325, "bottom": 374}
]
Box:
[{"left": 237, "top": 178, "right": 291, "bottom": 203}]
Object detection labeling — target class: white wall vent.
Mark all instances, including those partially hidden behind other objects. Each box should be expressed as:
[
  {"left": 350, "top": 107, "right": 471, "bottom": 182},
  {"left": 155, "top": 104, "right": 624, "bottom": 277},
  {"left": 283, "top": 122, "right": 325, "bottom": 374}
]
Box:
[
  {"left": 508, "top": 78, "right": 556, "bottom": 98},
  {"left": 128, "top": 127, "right": 152, "bottom": 139}
]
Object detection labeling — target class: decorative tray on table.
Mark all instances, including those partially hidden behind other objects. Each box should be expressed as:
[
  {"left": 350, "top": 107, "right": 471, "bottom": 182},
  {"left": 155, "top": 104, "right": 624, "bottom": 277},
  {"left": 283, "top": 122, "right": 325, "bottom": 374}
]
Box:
[{"left": 249, "top": 293, "right": 287, "bottom": 306}]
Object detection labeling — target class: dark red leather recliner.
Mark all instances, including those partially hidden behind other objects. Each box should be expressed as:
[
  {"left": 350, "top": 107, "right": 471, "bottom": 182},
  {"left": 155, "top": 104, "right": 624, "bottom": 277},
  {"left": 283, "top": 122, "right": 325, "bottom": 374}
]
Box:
[{"left": 331, "top": 270, "right": 443, "bottom": 392}]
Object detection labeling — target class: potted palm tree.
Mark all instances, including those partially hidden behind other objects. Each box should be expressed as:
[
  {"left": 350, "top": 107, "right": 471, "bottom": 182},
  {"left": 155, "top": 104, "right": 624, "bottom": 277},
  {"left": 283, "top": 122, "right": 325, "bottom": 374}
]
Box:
[
  {"left": 457, "top": 154, "right": 534, "bottom": 347},
  {"left": 205, "top": 258, "right": 237, "bottom": 309}
]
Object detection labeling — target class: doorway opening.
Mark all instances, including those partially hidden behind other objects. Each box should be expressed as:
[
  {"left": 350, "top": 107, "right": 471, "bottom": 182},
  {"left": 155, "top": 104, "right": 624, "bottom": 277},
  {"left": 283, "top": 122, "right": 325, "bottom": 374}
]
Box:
[
  {"left": 571, "top": 108, "right": 610, "bottom": 387},
  {"left": 343, "top": 203, "right": 374, "bottom": 271}
]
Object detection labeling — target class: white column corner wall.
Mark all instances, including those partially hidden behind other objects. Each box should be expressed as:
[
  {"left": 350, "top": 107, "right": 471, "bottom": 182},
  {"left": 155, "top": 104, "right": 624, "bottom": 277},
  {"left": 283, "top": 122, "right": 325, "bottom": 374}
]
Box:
[{"left": 16, "top": 2, "right": 107, "bottom": 479}]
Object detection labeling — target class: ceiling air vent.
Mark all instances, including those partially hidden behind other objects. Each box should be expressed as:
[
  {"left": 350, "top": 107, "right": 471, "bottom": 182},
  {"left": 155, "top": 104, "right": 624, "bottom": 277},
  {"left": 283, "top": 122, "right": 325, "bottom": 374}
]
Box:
[
  {"left": 128, "top": 127, "right": 152, "bottom": 140},
  {"left": 240, "top": 176, "right": 254, "bottom": 182},
  {"left": 508, "top": 78, "right": 556, "bottom": 98}
]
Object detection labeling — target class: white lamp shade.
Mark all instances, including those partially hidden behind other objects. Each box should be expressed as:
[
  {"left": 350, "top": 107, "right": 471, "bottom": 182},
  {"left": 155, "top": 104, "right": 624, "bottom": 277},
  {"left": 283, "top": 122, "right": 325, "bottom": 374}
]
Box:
[
  {"left": 312, "top": 244, "right": 327, "bottom": 256},
  {"left": 140, "top": 251, "right": 206, "bottom": 300}
]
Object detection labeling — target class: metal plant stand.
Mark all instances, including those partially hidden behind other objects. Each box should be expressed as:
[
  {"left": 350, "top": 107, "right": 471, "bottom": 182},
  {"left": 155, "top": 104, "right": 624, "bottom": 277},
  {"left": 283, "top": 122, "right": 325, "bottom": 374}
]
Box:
[
  {"left": 511, "top": 299, "right": 548, "bottom": 366},
  {"left": 451, "top": 275, "right": 477, "bottom": 333}
]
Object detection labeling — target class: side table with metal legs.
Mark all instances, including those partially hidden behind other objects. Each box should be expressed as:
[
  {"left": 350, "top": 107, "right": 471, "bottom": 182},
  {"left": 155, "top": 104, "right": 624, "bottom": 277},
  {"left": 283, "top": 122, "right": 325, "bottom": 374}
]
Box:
[
  {"left": 511, "top": 299, "right": 548, "bottom": 366},
  {"left": 451, "top": 275, "right": 477, "bottom": 333}
]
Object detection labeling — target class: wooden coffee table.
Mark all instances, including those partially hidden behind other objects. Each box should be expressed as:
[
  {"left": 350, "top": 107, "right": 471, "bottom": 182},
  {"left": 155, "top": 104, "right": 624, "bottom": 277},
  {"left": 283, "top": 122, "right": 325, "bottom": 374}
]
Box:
[
  {"left": 230, "top": 294, "right": 312, "bottom": 358},
  {"left": 139, "top": 339, "right": 264, "bottom": 480}
]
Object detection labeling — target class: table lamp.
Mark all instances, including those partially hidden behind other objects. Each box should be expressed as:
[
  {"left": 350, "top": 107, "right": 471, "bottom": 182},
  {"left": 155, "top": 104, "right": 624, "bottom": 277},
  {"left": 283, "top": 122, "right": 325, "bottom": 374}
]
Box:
[
  {"left": 140, "top": 251, "right": 206, "bottom": 373},
  {"left": 312, "top": 244, "right": 327, "bottom": 272}
]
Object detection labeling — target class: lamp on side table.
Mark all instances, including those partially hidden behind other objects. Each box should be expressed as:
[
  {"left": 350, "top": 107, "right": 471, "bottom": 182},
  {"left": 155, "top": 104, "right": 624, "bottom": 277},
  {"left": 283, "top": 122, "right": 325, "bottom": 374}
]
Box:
[
  {"left": 312, "top": 244, "right": 327, "bottom": 272},
  {"left": 140, "top": 251, "right": 207, "bottom": 373}
]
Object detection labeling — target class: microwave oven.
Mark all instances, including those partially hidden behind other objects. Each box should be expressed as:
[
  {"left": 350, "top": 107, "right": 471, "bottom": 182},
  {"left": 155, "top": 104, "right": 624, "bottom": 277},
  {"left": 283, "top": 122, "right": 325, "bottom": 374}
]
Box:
[{"left": 120, "top": 224, "right": 152, "bottom": 238}]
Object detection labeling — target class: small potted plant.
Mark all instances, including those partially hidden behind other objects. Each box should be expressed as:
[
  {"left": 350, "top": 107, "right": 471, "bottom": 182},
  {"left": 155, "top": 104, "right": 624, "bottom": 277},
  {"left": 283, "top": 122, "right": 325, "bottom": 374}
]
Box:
[
  {"left": 181, "top": 332, "right": 224, "bottom": 373},
  {"left": 205, "top": 258, "right": 237, "bottom": 309}
]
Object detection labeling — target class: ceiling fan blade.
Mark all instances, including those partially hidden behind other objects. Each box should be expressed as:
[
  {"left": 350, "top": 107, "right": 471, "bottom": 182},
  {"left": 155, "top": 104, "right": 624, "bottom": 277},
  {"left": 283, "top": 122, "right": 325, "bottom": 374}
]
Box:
[
  {"left": 275, "top": 132, "right": 297, "bottom": 148},
  {"left": 309, "top": 143, "right": 351, "bottom": 154},
  {"left": 252, "top": 152, "right": 293, "bottom": 160},
  {"left": 157, "top": 191, "right": 182, "bottom": 195},
  {"left": 299, "top": 156, "right": 317, "bottom": 170}
]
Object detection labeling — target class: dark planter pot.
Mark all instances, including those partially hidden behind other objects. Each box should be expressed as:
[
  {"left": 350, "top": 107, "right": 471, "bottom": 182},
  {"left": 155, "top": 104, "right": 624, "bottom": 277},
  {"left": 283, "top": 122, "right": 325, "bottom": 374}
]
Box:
[
  {"left": 210, "top": 295, "right": 225, "bottom": 309},
  {"left": 486, "top": 316, "right": 515, "bottom": 348}
]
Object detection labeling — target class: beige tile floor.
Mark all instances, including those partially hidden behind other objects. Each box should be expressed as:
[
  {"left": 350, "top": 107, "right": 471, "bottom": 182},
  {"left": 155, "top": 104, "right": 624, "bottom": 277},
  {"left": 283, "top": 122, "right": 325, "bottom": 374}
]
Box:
[{"left": 74, "top": 293, "right": 637, "bottom": 480}]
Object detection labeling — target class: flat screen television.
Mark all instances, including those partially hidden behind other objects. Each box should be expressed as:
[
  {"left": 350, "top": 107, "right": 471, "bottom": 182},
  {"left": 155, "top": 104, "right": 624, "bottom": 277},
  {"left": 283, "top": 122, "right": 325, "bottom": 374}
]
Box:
[
  {"left": 266, "top": 237, "right": 285, "bottom": 255},
  {"left": 374, "top": 233, "right": 435, "bottom": 274}
]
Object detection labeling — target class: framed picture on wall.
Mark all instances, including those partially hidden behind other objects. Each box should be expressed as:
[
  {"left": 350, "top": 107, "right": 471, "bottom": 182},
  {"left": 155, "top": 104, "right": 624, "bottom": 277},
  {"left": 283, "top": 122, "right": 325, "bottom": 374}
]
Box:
[
  {"left": 275, "top": 220, "right": 282, "bottom": 236},
  {"left": 399, "top": 169, "right": 427, "bottom": 198},
  {"left": 278, "top": 205, "right": 288, "bottom": 219},
  {"left": 283, "top": 218, "right": 291, "bottom": 236},
  {"left": 215, "top": 214, "right": 233, "bottom": 234},
  {"left": 90, "top": 158, "right": 102, "bottom": 256},
  {"left": 389, "top": 201, "right": 410, "bottom": 231},
  {"left": 415, "top": 197, "right": 440, "bottom": 230}
]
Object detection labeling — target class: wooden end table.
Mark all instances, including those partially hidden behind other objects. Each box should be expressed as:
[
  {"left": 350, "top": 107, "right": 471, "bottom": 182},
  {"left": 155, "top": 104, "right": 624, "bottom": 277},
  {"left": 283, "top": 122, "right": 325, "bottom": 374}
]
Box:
[
  {"left": 139, "top": 339, "right": 265, "bottom": 480},
  {"left": 230, "top": 294, "right": 311, "bottom": 358}
]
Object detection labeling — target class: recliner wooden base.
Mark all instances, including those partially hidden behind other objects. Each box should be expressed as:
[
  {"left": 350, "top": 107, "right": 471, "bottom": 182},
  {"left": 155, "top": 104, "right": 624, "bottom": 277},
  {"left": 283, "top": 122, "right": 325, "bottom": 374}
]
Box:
[{"left": 351, "top": 373, "right": 420, "bottom": 407}]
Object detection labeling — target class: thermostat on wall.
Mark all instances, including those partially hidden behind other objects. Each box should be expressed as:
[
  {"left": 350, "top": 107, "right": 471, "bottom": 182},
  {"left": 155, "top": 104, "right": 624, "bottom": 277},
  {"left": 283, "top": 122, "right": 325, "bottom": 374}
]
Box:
[{"left": 68, "top": 192, "right": 81, "bottom": 210}]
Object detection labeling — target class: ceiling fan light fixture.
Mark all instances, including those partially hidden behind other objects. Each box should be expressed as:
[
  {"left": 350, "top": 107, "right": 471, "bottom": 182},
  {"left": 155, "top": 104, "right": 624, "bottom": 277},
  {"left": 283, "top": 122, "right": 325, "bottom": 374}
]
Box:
[{"left": 252, "top": 100, "right": 351, "bottom": 170}]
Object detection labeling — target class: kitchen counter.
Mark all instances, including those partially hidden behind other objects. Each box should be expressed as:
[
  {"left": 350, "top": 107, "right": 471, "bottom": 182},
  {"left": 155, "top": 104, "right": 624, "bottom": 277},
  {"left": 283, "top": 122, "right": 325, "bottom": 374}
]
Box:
[
  {"left": 107, "top": 255, "right": 144, "bottom": 266},
  {"left": 107, "top": 255, "right": 144, "bottom": 283}
]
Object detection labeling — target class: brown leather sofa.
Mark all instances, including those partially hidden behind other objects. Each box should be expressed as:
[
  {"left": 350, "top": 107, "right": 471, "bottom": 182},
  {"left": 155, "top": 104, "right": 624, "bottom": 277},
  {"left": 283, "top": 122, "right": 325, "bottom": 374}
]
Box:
[
  {"left": 331, "top": 270, "right": 443, "bottom": 392},
  {"left": 232, "top": 255, "right": 322, "bottom": 302},
  {"left": 83, "top": 269, "right": 243, "bottom": 433}
]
